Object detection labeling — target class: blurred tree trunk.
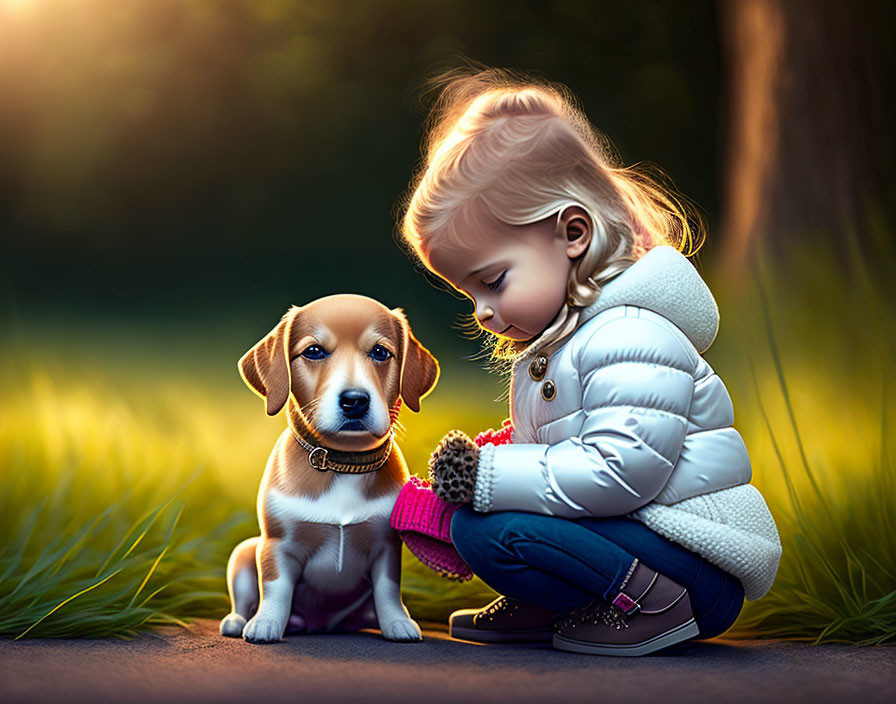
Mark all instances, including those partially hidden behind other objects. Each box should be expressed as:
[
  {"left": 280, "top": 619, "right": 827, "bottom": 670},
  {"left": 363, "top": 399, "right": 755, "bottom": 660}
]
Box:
[{"left": 717, "top": 0, "right": 886, "bottom": 282}]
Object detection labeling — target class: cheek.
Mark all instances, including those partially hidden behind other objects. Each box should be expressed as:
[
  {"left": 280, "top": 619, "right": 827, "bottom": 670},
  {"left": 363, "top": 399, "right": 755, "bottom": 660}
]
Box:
[
  {"left": 371, "top": 361, "right": 400, "bottom": 405},
  {"left": 502, "top": 270, "right": 567, "bottom": 329},
  {"left": 289, "top": 359, "right": 322, "bottom": 406},
  {"left": 513, "top": 265, "right": 567, "bottom": 308},
  {"left": 535, "top": 257, "right": 570, "bottom": 301}
]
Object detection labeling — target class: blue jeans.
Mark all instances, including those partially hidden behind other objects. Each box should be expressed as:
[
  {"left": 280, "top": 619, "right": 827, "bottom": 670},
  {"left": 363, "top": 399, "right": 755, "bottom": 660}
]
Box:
[{"left": 450, "top": 505, "right": 744, "bottom": 639}]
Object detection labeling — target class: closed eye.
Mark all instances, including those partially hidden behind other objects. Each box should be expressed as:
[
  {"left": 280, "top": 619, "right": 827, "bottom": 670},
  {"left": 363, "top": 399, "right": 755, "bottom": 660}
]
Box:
[{"left": 484, "top": 271, "right": 506, "bottom": 291}]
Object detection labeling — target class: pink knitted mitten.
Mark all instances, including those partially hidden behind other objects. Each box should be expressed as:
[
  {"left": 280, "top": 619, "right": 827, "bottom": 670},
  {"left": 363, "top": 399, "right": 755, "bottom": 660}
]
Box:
[{"left": 390, "top": 476, "right": 473, "bottom": 581}]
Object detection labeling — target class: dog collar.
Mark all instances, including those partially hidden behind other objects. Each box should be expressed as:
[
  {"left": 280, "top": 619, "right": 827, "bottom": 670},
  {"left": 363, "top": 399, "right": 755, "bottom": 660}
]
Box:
[
  {"left": 287, "top": 404, "right": 397, "bottom": 474},
  {"left": 290, "top": 427, "right": 395, "bottom": 474}
]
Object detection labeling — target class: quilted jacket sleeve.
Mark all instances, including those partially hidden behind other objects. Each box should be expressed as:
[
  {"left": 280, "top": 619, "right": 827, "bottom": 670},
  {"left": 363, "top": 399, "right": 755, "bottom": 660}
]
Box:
[{"left": 472, "top": 313, "right": 697, "bottom": 518}]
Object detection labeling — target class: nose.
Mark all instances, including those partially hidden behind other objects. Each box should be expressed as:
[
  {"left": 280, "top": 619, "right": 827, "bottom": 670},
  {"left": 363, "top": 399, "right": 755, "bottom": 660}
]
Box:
[
  {"left": 339, "top": 389, "right": 370, "bottom": 419},
  {"left": 477, "top": 305, "right": 495, "bottom": 323}
]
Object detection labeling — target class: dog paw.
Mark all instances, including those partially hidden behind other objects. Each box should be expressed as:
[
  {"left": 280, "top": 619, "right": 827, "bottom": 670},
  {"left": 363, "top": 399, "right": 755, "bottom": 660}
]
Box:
[
  {"left": 382, "top": 617, "right": 423, "bottom": 642},
  {"left": 242, "top": 616, "right": 284, "bottom": 644},
  {"left": 220, "top": 613, "right": 247, "bottom": 638}
]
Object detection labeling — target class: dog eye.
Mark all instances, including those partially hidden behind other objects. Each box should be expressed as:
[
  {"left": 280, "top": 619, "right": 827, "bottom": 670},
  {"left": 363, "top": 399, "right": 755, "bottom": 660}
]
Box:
[
  {"left": 369, "top": 344, "right": 392, "bottom": 362},
  {"left": 301, "top": 344, "right": 328, "bottom": 360}
]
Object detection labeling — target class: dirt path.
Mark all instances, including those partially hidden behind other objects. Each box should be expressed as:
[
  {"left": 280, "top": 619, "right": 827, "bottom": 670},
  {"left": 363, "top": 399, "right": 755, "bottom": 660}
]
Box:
[{"left": 1, "top": 619, "right": 893, "bottom": 704}]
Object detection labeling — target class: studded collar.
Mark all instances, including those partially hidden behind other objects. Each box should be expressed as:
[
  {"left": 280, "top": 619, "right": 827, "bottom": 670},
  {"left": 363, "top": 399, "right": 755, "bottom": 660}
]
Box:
[{"left": 286, "top": 400, "right": 400, "bottom": 474}]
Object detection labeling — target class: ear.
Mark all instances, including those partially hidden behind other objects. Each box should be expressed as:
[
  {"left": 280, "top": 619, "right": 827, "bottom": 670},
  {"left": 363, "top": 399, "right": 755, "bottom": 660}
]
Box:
[
  {"left": 392, "top": 308, "right": 440, "bottom": 413},
  {"left": 238, "top": 306, "right": 300, "bottom": 416},
  {"left": 558, "top": 204, "right": 593, "bottom": 259}
]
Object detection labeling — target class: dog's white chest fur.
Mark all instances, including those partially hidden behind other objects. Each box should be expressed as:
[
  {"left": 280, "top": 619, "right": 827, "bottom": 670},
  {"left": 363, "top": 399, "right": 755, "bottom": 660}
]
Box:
[{"left": 266, "top": 474, "right": 399, "bottom": 527}]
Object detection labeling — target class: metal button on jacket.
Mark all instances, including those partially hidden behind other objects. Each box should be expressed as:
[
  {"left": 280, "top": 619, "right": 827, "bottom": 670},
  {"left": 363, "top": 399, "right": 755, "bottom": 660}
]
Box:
[
  {"left": 529, "top": 354, "right": 548, "bottom": 381},
  {"left": 541, "top": 379, "right": 557, "bottom": 401}
]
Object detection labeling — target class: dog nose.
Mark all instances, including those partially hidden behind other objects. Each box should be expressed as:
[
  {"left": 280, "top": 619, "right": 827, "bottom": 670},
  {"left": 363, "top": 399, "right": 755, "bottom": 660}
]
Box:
[{"left": 339, "top": 389, "right": 370, "bottom": 419}]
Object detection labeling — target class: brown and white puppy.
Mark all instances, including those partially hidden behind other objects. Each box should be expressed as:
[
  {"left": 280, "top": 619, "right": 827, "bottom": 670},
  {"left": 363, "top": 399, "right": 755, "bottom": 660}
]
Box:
[{"left": 219, "top": 294, "right": 439, "bottom": 643}]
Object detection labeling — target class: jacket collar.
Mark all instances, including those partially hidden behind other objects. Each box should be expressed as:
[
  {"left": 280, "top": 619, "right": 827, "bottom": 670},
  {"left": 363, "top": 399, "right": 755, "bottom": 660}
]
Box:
[
  {"left": 577, "top": 245, "right": 719, "bottom": 353},
  {"left": 517, "top": 245, "right": 719, "bottom": 361}
]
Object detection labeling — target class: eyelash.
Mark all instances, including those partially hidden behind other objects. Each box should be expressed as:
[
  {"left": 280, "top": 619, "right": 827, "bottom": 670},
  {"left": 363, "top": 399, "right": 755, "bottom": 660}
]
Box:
[{"left": 485, "top": 271, "right": 506, "bottom": 291}]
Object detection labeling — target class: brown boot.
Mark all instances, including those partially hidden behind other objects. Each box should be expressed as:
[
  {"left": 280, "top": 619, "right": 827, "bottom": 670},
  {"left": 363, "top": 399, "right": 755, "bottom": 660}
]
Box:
[
  {"left": 449, "top": 596, "right": 562, "bottom": 643},
  {"left": 552, "top": 559, "right": 699, "bottom": 656}
]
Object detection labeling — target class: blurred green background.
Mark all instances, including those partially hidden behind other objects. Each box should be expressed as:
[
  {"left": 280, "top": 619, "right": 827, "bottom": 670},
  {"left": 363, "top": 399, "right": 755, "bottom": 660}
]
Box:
[
  {"left": 1, "top": 0, "right": 733, "bottom": 347},
  {"left": 1, "top": 0, "right": 894, "bottom": 643}
]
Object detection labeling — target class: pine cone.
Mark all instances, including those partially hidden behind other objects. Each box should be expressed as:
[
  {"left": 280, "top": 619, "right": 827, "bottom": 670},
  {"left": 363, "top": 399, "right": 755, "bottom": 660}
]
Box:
[{"left": 428, "top": 429, "right": 480, "bottom": 503}]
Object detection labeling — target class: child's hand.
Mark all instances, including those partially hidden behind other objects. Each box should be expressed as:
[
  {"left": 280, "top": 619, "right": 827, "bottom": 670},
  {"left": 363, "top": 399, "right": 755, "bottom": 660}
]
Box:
[{"left": 428, "top": 429, "right": 480, "bottom": 503}]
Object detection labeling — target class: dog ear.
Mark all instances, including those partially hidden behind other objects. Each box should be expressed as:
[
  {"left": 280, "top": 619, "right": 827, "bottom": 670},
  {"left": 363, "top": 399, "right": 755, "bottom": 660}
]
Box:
[
  {"left": 392, "top": 308, "right": 440, "bottom": 413},
  {"left": 238, "top": 307, "right": 300, "bottom": 416}
]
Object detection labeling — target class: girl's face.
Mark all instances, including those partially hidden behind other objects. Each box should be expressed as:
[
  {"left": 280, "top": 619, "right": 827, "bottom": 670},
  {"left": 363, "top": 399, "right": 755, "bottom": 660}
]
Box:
[{"left": 424, "top": 200, "right": 592, "bottom": 342}]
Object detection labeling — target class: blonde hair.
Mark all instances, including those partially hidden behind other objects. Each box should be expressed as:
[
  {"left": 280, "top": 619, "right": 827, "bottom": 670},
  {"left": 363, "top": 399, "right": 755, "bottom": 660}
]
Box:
[{"left": 396, "top": 66, "right": 706, "bottom": 369}]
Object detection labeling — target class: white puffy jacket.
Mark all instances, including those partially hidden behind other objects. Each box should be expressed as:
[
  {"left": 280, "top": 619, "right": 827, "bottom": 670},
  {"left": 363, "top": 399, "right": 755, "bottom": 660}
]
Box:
[{"left": 472, "top": 245, "right": 781, "bottom": 600}]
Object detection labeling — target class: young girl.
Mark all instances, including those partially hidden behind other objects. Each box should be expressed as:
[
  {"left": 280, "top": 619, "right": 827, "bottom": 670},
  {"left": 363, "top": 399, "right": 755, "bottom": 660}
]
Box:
[{"left": 396, "top": 68, "right": 781, "bottom": 656}]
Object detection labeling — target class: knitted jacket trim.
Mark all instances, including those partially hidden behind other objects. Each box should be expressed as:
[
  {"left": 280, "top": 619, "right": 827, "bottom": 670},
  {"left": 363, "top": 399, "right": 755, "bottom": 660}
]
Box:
[
  {"left": 629, "top": 483, "right": 782, "bottom": 601},
  {"left": 472, "top": 443, "right": 497, "bottom": 512}
]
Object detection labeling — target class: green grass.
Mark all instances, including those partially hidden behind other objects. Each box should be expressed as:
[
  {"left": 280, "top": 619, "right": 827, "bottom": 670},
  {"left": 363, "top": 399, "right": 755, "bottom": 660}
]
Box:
[
  {"left": 0, "top": 226, "right": 893, "bottom": 642},
  {"left": 0, "top": 368, "right": 253, "bottom": 638},
  {"left": 710, "top": 226, "right": 896, "bottom": 645},
  {"left": 0, "top": 353, "right": 502, "bottom": 638}
]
